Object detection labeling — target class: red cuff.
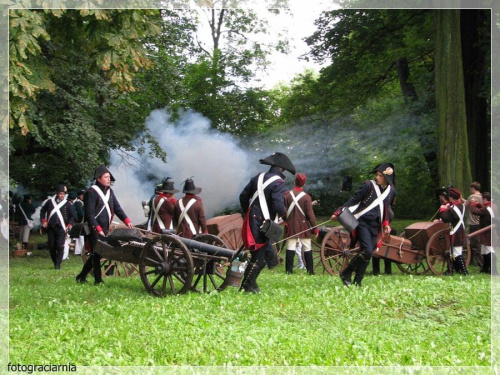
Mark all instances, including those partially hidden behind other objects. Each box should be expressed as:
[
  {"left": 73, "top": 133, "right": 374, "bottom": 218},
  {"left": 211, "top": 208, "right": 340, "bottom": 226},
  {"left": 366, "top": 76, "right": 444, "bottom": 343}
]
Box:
[
  {"left": 41, "top": 219, "right": 47, "bottom": 224},
  {"left": 439, "top": 207, "right": 447, "bottom": 213},
  {"left": 96, "top": 225, "right": 103, "bottom": 233},
  {"left": 123, "top": 218, "right": 132, "bottom": 225},
  {"left": 66, "top": 224, "right": 72, "bottom": 229},
  {"left": 382, "top": 220, "right": 390, "bottom": 227},
  {"left": 314, "top": 228, "right": 319, "bottom": 236}
]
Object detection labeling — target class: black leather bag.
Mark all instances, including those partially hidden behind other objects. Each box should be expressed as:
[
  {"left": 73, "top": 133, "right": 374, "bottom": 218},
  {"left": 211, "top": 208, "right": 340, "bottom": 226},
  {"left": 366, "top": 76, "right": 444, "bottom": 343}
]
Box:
[{"left": 260, "top": 219, "right": 283, "bottom": 243}]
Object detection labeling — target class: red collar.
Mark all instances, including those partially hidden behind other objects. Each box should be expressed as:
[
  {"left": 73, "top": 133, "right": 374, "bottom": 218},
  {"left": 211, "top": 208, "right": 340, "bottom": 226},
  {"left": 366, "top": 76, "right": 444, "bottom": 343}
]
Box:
[{"left": 293, "top": 187, "right": 303, "bottom": 192}]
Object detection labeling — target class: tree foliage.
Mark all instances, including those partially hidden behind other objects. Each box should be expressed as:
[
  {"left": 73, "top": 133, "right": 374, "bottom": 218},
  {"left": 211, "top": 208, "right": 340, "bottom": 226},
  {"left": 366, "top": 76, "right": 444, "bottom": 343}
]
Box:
[{"left": 9, "top": 9, "right": 164, "bottom": 193}]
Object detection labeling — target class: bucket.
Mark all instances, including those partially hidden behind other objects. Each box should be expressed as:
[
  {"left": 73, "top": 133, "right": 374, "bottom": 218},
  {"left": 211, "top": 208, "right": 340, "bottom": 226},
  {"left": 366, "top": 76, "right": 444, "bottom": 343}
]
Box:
[{"left": 337, "top": 207, "right": 359, "bottom": 232}]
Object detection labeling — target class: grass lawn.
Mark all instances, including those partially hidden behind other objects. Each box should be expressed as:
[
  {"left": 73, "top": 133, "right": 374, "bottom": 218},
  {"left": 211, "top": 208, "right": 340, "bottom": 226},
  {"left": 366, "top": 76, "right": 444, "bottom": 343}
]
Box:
[{"left": 7, "top": 223, "right": 494, "bottom": 373}]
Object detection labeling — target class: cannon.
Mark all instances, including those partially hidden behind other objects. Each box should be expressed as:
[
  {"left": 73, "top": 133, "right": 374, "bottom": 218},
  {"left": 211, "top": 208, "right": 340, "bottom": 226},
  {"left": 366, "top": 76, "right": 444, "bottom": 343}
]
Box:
[
  {"left": 313, "top": 221, "right": 471, "bottom": 276},
  {"left": 92, "top": 226, "right": 247, "bottom": 297}
]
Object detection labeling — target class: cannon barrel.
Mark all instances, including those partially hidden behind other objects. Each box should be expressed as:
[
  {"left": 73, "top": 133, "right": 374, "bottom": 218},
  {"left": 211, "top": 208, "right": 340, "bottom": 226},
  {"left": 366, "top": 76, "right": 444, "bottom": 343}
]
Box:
[{"left": 176, "top": 236, "right": 237, "bottom": 259}]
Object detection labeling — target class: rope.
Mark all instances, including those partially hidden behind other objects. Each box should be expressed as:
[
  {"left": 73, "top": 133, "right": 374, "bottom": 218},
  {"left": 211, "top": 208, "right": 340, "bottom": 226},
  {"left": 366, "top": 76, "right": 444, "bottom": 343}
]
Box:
[
  {"left": 274, "top": 220, "right": 332, "bottom": 245},
  {"left": 402, "top": 208, "right": 441, "bottom": 241}
]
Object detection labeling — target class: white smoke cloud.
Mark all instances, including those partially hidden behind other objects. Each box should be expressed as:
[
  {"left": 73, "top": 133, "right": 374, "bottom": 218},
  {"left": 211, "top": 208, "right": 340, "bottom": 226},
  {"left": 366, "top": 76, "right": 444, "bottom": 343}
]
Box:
[{"left": 109, "top": 109, "right": 255, "bottom": 224}]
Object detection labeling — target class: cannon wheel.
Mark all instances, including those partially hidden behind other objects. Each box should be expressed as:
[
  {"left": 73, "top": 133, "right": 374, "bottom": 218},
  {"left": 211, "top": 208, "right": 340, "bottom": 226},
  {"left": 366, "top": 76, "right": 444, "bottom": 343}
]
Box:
[
  {"left": 425, "top": 228, "right": 471, "bottom": 276},
  {"left": 396, "top": 231, "right": 430, "bottom": 275},
  {"left": 139, "top": 234, "right": 194, "bottom": 297},
  {"left": 192, "top": 233, "right": 231, "bottom": 293},
  {"left": 320, "top": 226, "right": 361, "bottom": 275}
]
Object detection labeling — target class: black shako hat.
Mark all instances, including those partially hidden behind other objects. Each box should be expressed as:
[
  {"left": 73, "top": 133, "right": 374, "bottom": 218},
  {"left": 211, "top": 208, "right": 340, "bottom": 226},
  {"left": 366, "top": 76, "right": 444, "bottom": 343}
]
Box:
[
  {"left": 94, "top": 164, "right": 115, "bottom": 182},
  {"left": 259, "top": 152, "right": 296, "bottom": 175},
  {"left": 182, "top": 178, "right": 201, "bottom": 195},
  {"left": 371, "top": 163, "right": 395, "bottom": 186},
  {"left": 159, "top": 178, "right": 180, "bottom": 194}
]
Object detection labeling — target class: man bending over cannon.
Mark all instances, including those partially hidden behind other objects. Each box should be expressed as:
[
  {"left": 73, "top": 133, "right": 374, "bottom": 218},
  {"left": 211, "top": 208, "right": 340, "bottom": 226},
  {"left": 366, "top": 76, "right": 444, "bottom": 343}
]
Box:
[
  {"left": 330, "top": 163, "right": 396, "bottom": 287},
  {"left": 239, "top": 152, "right": 296, "bottom": 293}
]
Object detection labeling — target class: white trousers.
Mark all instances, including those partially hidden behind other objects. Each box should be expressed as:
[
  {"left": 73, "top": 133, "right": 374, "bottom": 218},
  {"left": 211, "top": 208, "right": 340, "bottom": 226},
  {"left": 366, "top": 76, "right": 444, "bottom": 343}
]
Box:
[
  {"left": 481, "top": 245, "right": 494, "bottom": 255},
  {"left": 73, "top": 235, "right": 85, "bottom": 255}
]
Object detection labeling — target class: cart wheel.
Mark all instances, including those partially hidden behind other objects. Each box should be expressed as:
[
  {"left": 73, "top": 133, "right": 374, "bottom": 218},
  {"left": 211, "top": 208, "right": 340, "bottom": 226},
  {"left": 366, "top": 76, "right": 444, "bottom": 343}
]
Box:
[
  {"left": 311, "top": 237, "right": 324, "bottom": 274},
  {"left": 217, "top": 224, "right": 243, "bottom": 250},
  {"left": 320, "top": 226, "right": 360, "bottom": 275},
  {"left": 192, "top": 233, "right": 231, "bottom": 293},
  {"left": 425, "top": 229, "right": 451, "bottom": 276},
  {"left": 396, "top": 231, "right": 429, "bottom": 275},
  {"left": 139, "top": 234, "right": 194, "bottom": 297}
]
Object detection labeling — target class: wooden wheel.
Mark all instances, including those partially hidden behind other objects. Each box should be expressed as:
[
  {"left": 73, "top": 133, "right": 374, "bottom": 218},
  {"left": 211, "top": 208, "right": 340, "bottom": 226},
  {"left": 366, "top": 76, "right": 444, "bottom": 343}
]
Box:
[
  {"left": 192, "top": 234, "right": 231, "bottom": 293},
  {"left": 426, "top": 229, "right": 471, "bottom": 276},
  {"left": 217, "top": 224, "right": 243, "bottom": 250},
  {"left": 425, "top": 229, "right": 451, "bottom": 276},
  {"left": 395, "top": 231, "right": 429, "bottom": 275},
  {"left": 139, "top": 234, "right": 194, "bottom": 297},
  {"left": 320, "top": 226, "right": 360, "bottom": 275}
]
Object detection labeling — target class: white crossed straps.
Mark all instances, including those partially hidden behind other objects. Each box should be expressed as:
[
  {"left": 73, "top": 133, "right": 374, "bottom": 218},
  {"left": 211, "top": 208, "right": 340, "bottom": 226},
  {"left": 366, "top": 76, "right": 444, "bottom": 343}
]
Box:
[
  {"left": 178, "top": 198, "right": 198, "bottom": 236},
  {"left": 286, "top": 191, "right": 306, "bottom": 218},
  {"left": 250, "top": 173, "right": 282, "bottom": 222},
  {"left": 450, "top": 204, "right": 465, "bottom": 235},
  {"left": 149, "top": 197, "right": 173, "bottom": 231},
  {"left": 48, "top": 196, "right": 68, "bottom": 229},
  {"left": 90, "top": 185, "right": 111, "bottom": 224},
  {"left": 348, "top": 180, "right": 391, "bottom": 220}
]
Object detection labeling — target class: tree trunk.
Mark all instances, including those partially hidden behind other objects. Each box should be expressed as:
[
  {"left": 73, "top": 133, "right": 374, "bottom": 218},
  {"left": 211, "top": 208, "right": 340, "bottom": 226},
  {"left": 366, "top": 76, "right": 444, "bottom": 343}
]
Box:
[
  {"left": 435, "top": 9, "right": 472, "bottom": 194},
  {"left": 460, "top": 9, "right": 490, "bottom": 191}
]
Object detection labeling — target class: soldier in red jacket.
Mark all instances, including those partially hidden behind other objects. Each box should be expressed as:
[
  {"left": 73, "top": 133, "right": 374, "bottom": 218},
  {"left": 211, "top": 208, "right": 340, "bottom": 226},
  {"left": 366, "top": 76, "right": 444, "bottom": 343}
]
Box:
[
  {"left": 284, "top": 173, "right": 318, "bottom": 275},
  {"left": 469, "top": 192, "right": 496, "bottom": 274},
  {"left": 174, "top": 178, "right": 208, "bottom": 239}
]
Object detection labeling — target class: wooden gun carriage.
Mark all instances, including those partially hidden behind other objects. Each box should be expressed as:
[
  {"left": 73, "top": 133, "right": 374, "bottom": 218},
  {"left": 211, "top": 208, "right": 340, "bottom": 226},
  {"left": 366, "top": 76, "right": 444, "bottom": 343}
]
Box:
[
  {"left": 314, "top": 221, "right": 471, "bottom": 276},
  {"left": 92, "top": 226, "right": 246, "bottom": 297}
]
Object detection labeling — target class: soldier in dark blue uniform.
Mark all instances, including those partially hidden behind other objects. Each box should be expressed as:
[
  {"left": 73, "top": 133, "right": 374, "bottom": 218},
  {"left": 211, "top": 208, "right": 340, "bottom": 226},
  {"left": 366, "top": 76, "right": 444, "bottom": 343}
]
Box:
[
  {"left": 331, "top": 163, "right": 396, "bottom": 287},
  {"left": 75, "top": 165, "right": 133, "bottom": 284},
  {"left": 40, "top": 184, "right": 74, "bottom": 269},
  {"left": 239, "top": 152, "right": 296, "bottom": 293}
]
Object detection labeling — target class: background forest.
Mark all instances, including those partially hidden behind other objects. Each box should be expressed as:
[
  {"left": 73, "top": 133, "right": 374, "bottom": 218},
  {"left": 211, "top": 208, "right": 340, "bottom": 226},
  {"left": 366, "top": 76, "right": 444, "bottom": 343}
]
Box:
[{"left": 8, "top": 3, "right": 493, "bottom": 220}]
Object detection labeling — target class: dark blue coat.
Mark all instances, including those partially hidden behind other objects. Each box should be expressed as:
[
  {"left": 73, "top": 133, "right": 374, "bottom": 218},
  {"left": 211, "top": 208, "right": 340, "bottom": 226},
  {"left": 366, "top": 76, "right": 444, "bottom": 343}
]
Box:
[{"left": 239, "top": 166, "right": 287, "bottom": 248}]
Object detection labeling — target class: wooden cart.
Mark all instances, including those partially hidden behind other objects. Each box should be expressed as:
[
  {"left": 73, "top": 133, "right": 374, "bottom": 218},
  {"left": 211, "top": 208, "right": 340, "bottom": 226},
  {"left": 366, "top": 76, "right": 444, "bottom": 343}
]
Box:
[{"left": 316, "top": 221, "right": 471, "bottom": 276}]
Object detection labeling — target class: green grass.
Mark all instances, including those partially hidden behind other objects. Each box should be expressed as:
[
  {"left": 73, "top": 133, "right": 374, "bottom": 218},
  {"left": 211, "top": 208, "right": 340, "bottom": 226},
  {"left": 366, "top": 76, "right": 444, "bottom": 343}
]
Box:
[{"left": 9, "top": 231, "right": 492, "bottom": 368}]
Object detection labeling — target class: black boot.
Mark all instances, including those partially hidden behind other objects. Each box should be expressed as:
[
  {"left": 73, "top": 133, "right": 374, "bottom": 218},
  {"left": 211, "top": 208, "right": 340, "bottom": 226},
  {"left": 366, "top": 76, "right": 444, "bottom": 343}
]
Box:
[
  {"left": 384, "top": 259, "right": 392, "bottom": 275},
  {"left": 55, "top": 249, "right": 64, "bottom": 270},
  {"left": 22, "top": 242, "right": 28, "bottom": 250},
  {"left": 241, "top": 262, "right": 262, "bottom": 293},
  {"left": 304, "top": 251, "right": 315, "bottom": 275},
  {"left": 92, "top": 253, "right": 104, "bottom": 284},
  {"left": 455, "top": 255, "right": 468, "bottom": 275},
  {"left": 372, "top": 257, "right": 380, "bottom": 275},
  {"left": 285, "top": 250, "right": 295, "bottom": 274},
  {"left": 480, "top": 253, "right": 491, "bottom": 274},
  {"left": 353, "top": 256, "right": 371, "bottom": 286},
  {"left": 340, "top": 255, "right": 364, "bottom": 287},
  {"left": 76, "top": 257, "right": 93, "bottom": 283}
]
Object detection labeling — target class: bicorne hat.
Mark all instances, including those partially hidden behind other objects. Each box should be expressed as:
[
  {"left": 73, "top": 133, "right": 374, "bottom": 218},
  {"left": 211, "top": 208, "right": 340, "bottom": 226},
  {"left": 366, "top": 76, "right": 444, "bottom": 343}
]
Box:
[
  {"left": 77, "top": 189, "right": 86, "bottom": 196},
  {"left": 94, "top": 164, "right": 115, "bottom": 182},
  {"left": 371, "top": 163, "right": 395, "bottom": 186},
  {"left": 55, "top": 184, "right": 67, "bottom": 194},
  {"left": 259, "top": 152, "right": 296, "bottom": 175},
  {"left": 182, "top": 178, "right": 202, "bottom": 194},
  {"left": 68, "top": 191, "right": 77, "bottom": 200},
  {"left": 159, "top": 178, "right": 180, "bottom": 194}
]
